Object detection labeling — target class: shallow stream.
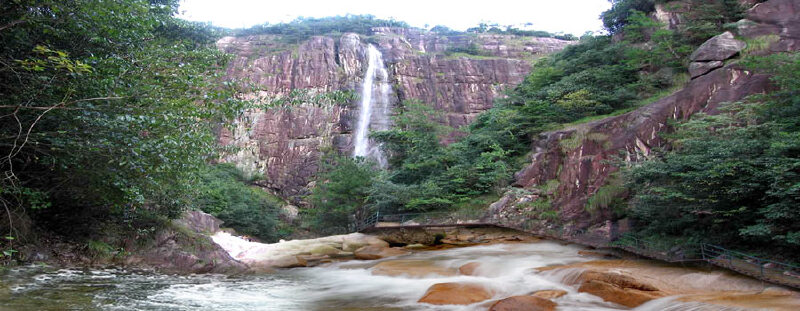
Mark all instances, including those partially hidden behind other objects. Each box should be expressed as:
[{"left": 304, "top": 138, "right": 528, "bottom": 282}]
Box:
[{"left": 0, "top": 241, "right": 751, "bottom": 310}]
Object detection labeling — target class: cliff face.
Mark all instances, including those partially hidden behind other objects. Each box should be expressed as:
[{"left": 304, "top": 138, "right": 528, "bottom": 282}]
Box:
[
  {"left": 487, "top": 0, "right": 800, "bottom": 236},
  {"left": 217, "top": 29, "right": 574, "bottom": 198}
]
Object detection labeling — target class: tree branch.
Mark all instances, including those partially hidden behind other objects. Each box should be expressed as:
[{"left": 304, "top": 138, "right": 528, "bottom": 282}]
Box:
[{"left": 0, "top": 20, "right": 24, "bottom": 32}]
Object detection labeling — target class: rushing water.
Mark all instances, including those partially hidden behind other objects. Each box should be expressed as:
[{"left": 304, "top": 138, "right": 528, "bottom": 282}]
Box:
[
  {"left": 0, "top": 241, "right": 750, "bottom": 311},
  {"left": 353, "top": 44, "right": 392, "bottom": 167}
]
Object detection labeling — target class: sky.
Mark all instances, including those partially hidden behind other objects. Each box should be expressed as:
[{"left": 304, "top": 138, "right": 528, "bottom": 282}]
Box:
[{"left": 178, "top": 0, "right": 612, "bottom": 36}]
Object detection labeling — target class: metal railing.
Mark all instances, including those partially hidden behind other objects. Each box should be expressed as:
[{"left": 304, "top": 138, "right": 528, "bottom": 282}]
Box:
[
  {"left": 354, "top": 211, "right": 484, "bottom": 230},
  {"left": 700, "top": 243, "right": 800, "bottom": 288}
]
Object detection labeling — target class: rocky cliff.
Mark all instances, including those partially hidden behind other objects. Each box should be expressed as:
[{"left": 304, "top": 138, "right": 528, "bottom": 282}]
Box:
[
  {"left": 216, "top": 29, "right": 574, "bottom": 199},
  {"left": 487, "top": 0, "right": 800, "bottom": 237}
]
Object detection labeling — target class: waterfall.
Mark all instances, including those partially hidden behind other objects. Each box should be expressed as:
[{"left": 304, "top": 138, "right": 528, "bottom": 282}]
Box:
[{"left": 353, "top": 44, "right": 392, "bottom": 167}]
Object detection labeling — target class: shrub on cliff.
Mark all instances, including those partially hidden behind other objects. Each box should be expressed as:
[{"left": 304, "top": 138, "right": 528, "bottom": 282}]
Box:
[{"left": 626, "top": 53, "right": 800, "bottom": 258}]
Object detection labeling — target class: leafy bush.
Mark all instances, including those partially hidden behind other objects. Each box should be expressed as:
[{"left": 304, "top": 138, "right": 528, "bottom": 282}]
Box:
[
  {"left": 626, "top": 53, "right": 800, "bottom": 258},
  {"left": 307, "top": 154, "right": 379, "bottom": 235},
  {"left": 194, "top": 164, "right": 281, "bottom": 242}
]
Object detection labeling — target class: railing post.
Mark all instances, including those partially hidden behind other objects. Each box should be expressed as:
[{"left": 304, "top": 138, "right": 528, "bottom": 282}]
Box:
[
  {"left": 759, "top": 258, "right": 764, "bottom": 278},
  {"left": 727, "top": 249, "right": 732, "bottom": 266}
]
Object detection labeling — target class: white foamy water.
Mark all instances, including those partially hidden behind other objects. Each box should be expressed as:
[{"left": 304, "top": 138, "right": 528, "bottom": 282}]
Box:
[
  {"left": 353, "top": 44, "right": 392, "bottom": 167},
  {"left": 0, "top": 241, "right": 762, "bottom": 311}
]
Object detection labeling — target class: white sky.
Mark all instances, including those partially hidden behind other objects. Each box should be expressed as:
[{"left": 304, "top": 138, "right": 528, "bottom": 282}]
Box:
[{"left": 178, "top": 0, "right": 612, "bottom": 35}]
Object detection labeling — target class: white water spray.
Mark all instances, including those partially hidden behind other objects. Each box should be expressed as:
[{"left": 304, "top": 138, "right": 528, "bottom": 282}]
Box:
[{"left": 353, "top": 44, "right": 392, "bottom": 167}]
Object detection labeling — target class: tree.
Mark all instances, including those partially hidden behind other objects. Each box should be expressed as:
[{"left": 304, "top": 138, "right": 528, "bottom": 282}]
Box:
[
  {"left": 0, "top": 0, "right": 245, "bottom": 245},
  {"left": 307, "top": 154, "right": 378, "bottom": 234},
  {"left": 626, "top": 53, "right": 800, "bottom": 258}
]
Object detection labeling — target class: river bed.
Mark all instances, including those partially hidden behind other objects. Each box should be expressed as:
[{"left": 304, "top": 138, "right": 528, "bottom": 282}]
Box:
[{"left": 0, "top": 241, "right": 792, "bottom": 310}]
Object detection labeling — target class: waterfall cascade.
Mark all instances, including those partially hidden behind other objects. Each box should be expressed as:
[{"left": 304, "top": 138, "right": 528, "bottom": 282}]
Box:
[{"left": 353, "top": 44, "right": 392, "bottom": 167}]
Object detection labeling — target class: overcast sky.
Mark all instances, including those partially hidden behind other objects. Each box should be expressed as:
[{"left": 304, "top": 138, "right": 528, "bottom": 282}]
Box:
[{"left": 178, "top": 0, "right": 612, "bottom": 35}]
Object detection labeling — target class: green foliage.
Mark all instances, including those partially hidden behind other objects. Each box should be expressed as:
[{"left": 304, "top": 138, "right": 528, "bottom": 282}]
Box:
[
  {"left": 0, "top": 1, "right": 247, "bottom": 242},
  {"left": 194, "top": 164, "right": 281, "bottom": 242},
  {"left": 307, "top": 154, "right": 379, "bottom": 235},
  {"left": 626, "top": 53, "right": 800, "bottom": 258},
  {"left": 585, "top": 175, "right": 627, "bottom": 215},
  {"left": 235, "top": 15, "right": 409, "bottom": 43},
  {"left": 465, "top": 23, "right": 577, "bottom": 40},
  {"left": 255, "top": 89, "right": 357, "bottom": 109},
  {"left": 601, "top": 0, "right": 656, "bottom": 33}
]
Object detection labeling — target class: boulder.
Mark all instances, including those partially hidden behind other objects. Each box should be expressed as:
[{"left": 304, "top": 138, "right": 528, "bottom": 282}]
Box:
[
  {"left": 264, "top": 255, "right": 307, "bottom": 268},
  {"left": 342, "top": 233, "right": 389, "bottom": 252},
  {"left": 689, "top": 61, "right": 724, "bottom": 78},
  {"left": 371, "top": 260, "right": 457, "bottom": 277},
  {"left": 531, "top": 289, "right": 568, "bottom": 299},
  {"left": 577, "top": 271, "right": 664, "bottom": 307},
  {"left": 690, "top": 31, "right": 746, "bottom": 61},
  {"left": 489, "top": 296, "right": 556, "bottom": 311},
  {"left": 354, "top": 245, "right": 410, "bottom": 260},
  {"left": 418, "top": 282, "right": 494, "bottom": 305},
  {"left": 307, "top": 245, "right": 342, "bottom": 256},
  {"left": 458, "top": 262, "right": 483, "bottom": 276},
  {"left": 578, "top": 280, "right": 663, "bottom": 308},
  {"left": 296, "top": 254, "right": 331, "bottom": 267},
  {"left": 175, "top": 210, "right": 223, "bottom": 234}
]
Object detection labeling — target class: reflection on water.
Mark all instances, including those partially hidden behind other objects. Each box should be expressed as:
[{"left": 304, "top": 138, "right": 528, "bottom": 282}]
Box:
[{"left": 0, "top": 242, "right": 746, "bottom": 311}]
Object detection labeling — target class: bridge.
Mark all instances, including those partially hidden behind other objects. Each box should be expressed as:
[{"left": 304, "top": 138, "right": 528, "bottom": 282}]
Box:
[{"left": 354, "top": 211, "right": 800, "bottom": 290}]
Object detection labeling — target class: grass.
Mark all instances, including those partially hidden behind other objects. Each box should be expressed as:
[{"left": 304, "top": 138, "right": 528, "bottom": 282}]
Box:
[
  {"left": 742, "top": 35, "right": 780, "bottom": 55},
  {"left": 450, "top": 193, "right": 501, "bottom": 218},
  {"left": 559, "top": 125, "right": 589, "bottom": 152},
  {"left": 585, "top": 175, "right": 626, "bottom": 214},
  {"left": 442, "top": 52, "right": 503, "bottom": 60}
]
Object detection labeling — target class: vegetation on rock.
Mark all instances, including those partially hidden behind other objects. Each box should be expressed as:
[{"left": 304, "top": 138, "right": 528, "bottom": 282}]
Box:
[{"left": 626, "top": 53, "right": 800, "bottom": 259}]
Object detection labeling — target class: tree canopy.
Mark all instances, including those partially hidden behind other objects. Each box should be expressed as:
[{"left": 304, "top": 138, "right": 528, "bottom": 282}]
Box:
[{"left": 0, "top": 0, "right": 247, "bottom": 247}]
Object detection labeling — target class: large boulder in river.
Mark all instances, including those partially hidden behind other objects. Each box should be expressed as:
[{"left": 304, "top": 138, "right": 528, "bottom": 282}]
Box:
[
  {"left": 129, "top": 211, "right": 249, "bottom": 274},
  {"left": 575, "top": 270, "right": 663, "bottom": 307},
  {"left": 371, "top": 260, "right": 457, "bottom": 277},
  {"left": 458, "top": 262, "right": 483, "bottom": 276},
  {"left": 354, "top": 245, "right": 410, "bottom": 260},
  {"left": 690, "top": 31, "right": 746, "bottom": 61},
  {"left": 174, "top": 210, "right": 224, "bottom": 234},
  {"left": 342, "top": 233, "right": 389, "bottom": 252},
  {"left": 489, "top": 295, "right": 556, "bottom": 311},
  {"left": 418, "top": 282, "right": 494, "bottom": 305},
  {"left": 531, "top": 289, "right": 568, "bottom": 299}
]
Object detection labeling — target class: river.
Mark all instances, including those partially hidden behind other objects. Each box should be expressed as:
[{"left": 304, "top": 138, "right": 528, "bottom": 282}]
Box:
[{"left": 2, "top": 239, "right": 780, "bottom": 310}]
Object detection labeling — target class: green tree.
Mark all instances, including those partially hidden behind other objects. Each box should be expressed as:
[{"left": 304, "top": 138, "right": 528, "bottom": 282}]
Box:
[
  {"left": 307, "top": 154, "right": 378, "bottom": 234},
  {"left": 194, "top": 164, "right": 281, "bottom": 242},
  {"left": 0, "top": 0, "right": 245, "bottom": 246},
  {"left": 626, "top": 53, "right": 800, "bottom": 258}
]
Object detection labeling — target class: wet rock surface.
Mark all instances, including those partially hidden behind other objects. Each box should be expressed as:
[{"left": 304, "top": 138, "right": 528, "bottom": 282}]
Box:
[
  {"left": 418, "top": 282, "right": 494, "bottom": 305},
  {"left": 538, "top": 259, "right": 800, "bottom": 310},
  {"left": 371, "top": 260, "right": 458, "bottom": 277},
  {"left": 489, "top": 295, "right": 556, "bottom": 311},
  {"left": 128, "top": 211, "right": 249, "bottom": 274}
]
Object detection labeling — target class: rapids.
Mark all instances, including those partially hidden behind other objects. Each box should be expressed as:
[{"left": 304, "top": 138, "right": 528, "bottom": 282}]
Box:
[{"left": 0, "top": 238, "right": 766, "bottom": 311}]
